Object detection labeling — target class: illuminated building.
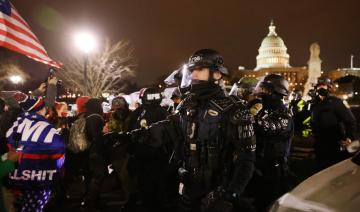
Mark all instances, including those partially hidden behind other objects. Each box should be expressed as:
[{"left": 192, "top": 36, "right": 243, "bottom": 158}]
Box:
[
  {"left": 231, "top": 21, "right": 317, "bottom": 92},
  {"left": 230, "top": 20, "right": 360, "bottom": 97},
  {"left": 255, "top": 20, "right": 290, "bottom": 70}
]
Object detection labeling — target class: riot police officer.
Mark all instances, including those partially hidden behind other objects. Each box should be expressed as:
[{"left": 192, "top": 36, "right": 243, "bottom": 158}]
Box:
[
  {"left": 311, "top": 77, "right": 359, "bottom": 171},
  {"left": 250, "top": 74, "right": 295, "bottom": 211},
  {"left": 229, "top": 76, "right": 262, "bottom": 116},
  {"left": 129, "top": 87, "right": 169, "bottom": 130},
  {"left": 127, "top": 49, "right": 256, "bottom": 212},
  {"left": 127, "top": 88, "right": 171, "bottom": 211}
]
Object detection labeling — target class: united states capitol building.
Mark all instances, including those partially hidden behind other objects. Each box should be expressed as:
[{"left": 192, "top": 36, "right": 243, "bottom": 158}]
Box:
[{"left": 231, "top": 21, "right": 360, "bottom": 95}]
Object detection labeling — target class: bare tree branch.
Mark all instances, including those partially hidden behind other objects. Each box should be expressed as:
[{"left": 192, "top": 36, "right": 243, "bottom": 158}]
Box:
[{"left": 59, "top": 39, "right": 136, "bottom": 97}]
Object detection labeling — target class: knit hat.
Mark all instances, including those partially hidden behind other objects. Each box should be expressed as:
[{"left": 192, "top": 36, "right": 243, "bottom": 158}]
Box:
[
  {"left": 19, "top": 95, "right": 46, "bottom": 112},
  {"left": 76, "top": 96, "right": 90, "bottom": 114}
]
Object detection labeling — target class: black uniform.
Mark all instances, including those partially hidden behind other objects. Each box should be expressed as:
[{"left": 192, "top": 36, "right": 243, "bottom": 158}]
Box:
[
  {"left": 129, "top": 84, "right": 256, "bottom": 211},
  {"left": 311, "top": 96, "right": 358, "bottom": 170},
  {"left": 128, "top": 104, "right": 169, "bottom": 131},
  {"left": 245, "top": 74, "right": 295, "bottom": 211},
  {"left": 248, "top": 96, "right": 293, "bottom": 211},
  {"left": 127, "top": 93, "right": 171, "bottom": 211}
]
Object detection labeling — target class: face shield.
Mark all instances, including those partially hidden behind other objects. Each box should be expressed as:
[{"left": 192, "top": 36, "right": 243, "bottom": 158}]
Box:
[
  {"left": 164, "top": 69, "right": 181, "bottom": 86},
  {"left": 229, "top": 83, "right": 239, "bottom": 96},
  {"left": 229, "top": 83, "right": 249, "bottom": 98},
  {"left": 254, "top": 76, "right": 266, "bottom": 95},
  {"left": 180, "top": 65, "right": 193, "bottom": 88}
]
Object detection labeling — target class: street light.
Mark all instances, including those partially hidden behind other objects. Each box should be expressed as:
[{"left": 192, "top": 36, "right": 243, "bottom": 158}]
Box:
[
  {"left": 9, "top": 75, "right": 23, "bottom": 90},
  {"left": 74, "top": 30, "right": 97, "bottom": 95}
]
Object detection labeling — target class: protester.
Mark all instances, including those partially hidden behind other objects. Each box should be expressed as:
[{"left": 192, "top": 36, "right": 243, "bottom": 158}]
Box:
[
  {"left": 6, "top": 95, "right": 65, "bottom": 212},
  {"left": 47, "top": 102, "right": 69, "bottom": 129},
  {"left": 64, "top": 97, "right": 106, "bottom": 211},
  {"left": 102, "top": 96, "right": 137, "bottom": 209},
  {"left": 107, "top": 96, "right": 131, "bottom": 133}
]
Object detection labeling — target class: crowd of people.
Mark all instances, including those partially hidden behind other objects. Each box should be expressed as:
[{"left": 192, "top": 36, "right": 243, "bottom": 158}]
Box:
[{"left": 0, "top": 48, "right": 359, "bottom": 212}]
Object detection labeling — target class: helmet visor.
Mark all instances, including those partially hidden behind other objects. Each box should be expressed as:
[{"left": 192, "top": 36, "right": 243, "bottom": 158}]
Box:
[
  {"left": 180, "top": 65, "right": 192, "bottom": 88},
  {"left": 229, "top": 83, "right": 239, "bottom": 96},
  {"left": 164, "top": 69, "right": 181, "bottom": 86},
  {"left": 254, "top": 76, "right": 266, "bottom": 95}
]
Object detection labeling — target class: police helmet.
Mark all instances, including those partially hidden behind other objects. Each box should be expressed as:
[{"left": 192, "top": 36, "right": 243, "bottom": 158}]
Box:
[
  {"left": 229, "top": 77, "right": 258, "bottom": 97},
  {"left": 256, "top": 74, "right": 289, "bottom": 96},
  {"left": 316, "top": 77, "right": 333, "bottom": 89},
  {"left": 139, "top": 87, "right": 163, "bottom": 105},
  {"left": 187, "top": 49, "right": 229, "bottom": 75}
]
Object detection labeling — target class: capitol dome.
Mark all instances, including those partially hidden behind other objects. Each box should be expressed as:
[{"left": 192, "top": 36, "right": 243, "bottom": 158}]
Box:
[{"left": 255, "top": 21, "right": 290, "bottom": 70}]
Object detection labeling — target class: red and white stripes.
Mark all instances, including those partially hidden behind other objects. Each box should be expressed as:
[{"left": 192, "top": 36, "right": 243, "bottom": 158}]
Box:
[{"left": 0, "top": 3, "right": 60, "bottom": 68}]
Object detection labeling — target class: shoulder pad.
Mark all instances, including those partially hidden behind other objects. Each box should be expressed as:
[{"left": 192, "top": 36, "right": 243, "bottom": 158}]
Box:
[
  {"left": 249, "top": 103, "right": 263, "bottom": 116},
  {"left": 230, "top": 104, "right": 254, "bottom": 125},
  {"left": 261, "top": 108, "right": 291, "bottom": 121},
  {"left": 209, "top": 95, "right": 245, "bottom": 113},
  {"left": 177, "top": 94, "right": 197, "bottom": 113}
]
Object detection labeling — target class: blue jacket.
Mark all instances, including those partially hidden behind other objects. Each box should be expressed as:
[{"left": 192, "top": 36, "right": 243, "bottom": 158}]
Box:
[{"left": 6, "top": 112, "right": 65, "bottom": 189}]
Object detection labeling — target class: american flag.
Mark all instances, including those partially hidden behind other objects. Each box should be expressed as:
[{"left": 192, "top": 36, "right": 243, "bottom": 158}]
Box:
[{"left": 0, "top": 0, "right": 60, "bottom": 68}]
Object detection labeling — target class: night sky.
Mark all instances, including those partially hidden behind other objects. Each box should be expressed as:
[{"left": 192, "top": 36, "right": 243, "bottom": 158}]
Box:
[{"left": 9, "top": 0, "right": 360, "bottom": 86}]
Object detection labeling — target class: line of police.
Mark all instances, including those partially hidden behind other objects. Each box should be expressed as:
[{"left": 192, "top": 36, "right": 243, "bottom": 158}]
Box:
[{"left": 97, "top": 49, "right": 358, "bottom": 212}]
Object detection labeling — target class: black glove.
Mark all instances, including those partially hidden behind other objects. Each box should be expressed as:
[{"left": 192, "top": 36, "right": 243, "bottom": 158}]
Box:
[{"left": 201, "top": 187, "right": 234, "bottom": 212}]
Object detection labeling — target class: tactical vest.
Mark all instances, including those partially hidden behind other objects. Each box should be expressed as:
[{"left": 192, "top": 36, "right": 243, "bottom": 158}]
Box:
[{"left": 177, "top": 95, "right": 254, "bottom": 194}]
